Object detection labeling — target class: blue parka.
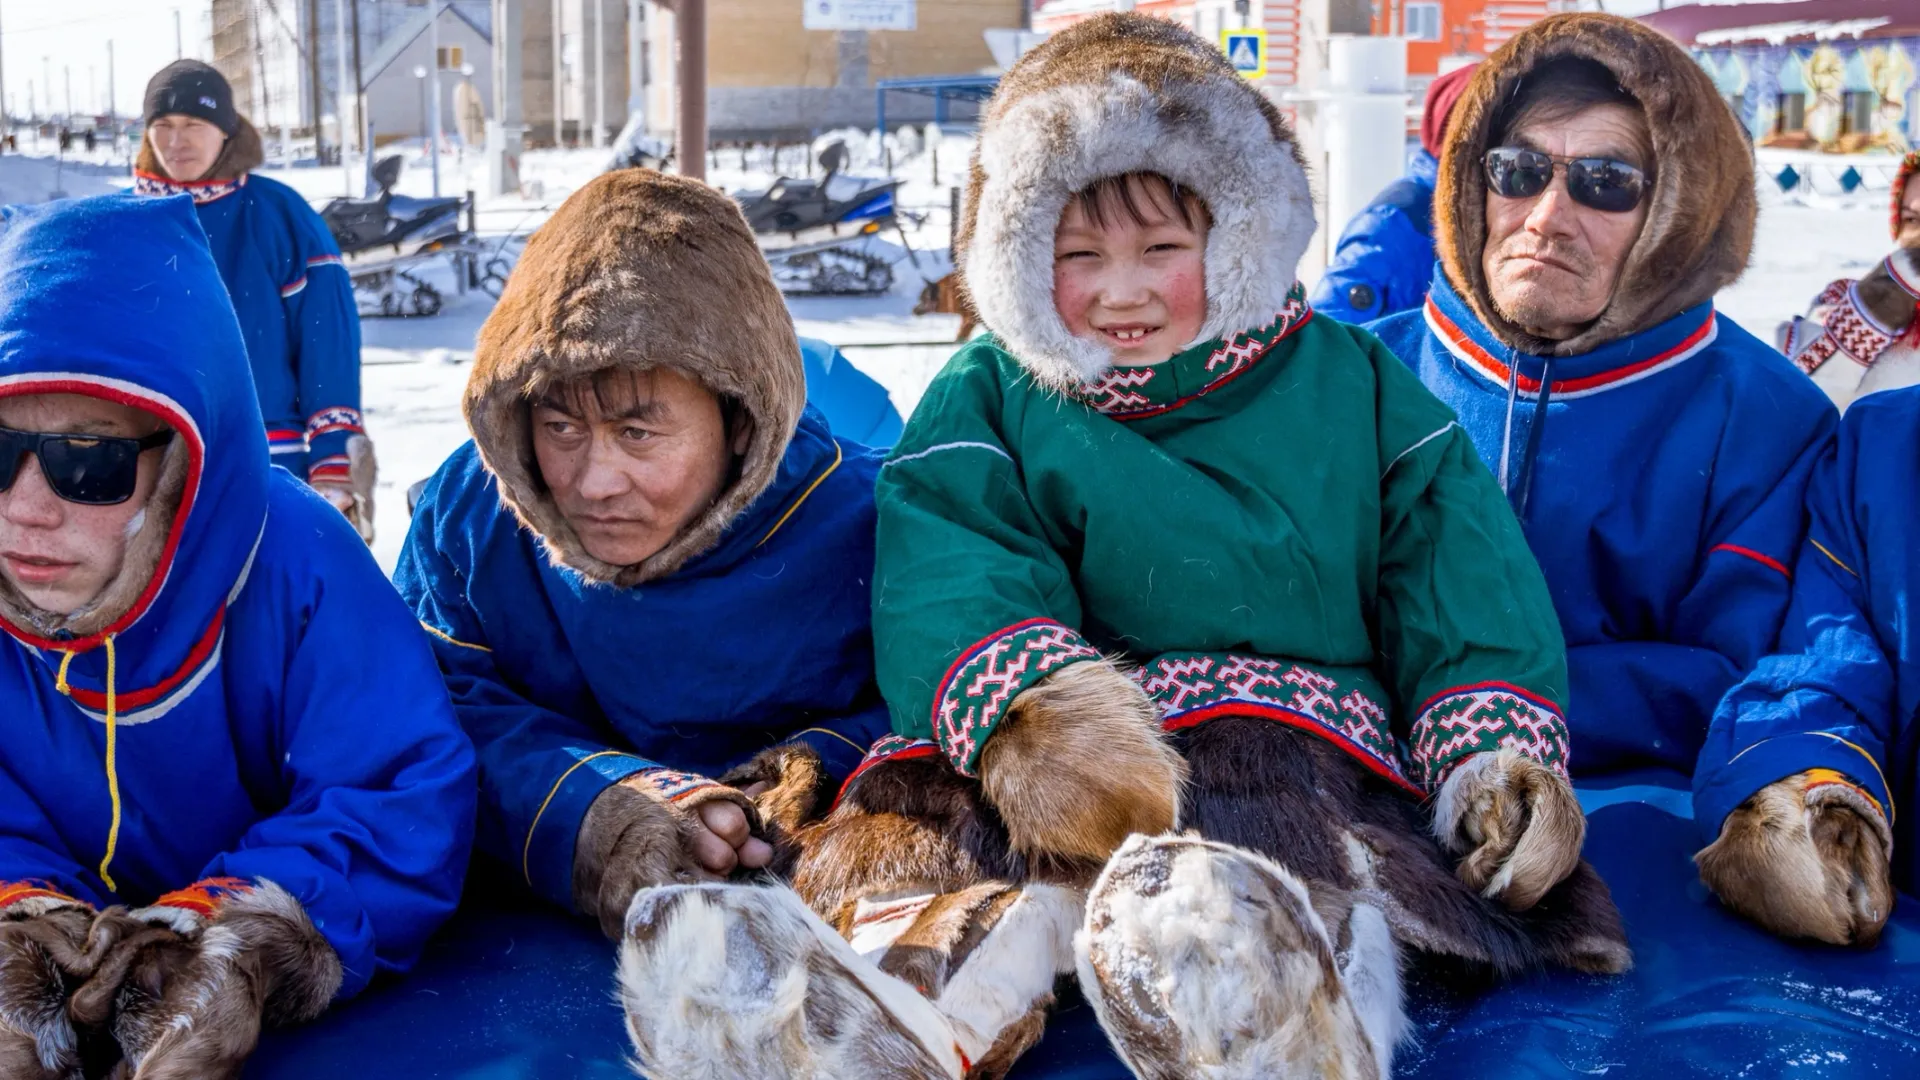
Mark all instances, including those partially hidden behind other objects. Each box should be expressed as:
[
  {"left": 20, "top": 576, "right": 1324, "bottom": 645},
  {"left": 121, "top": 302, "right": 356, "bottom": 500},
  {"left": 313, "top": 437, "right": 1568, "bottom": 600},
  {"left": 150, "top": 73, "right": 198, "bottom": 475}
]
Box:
[
  {"left": 1697, "top": 386, "right": 1920, "bottom": 887},
  {"left": 1370, "top": 272, "right": 1838, "bottom": 779},
  {"left": 1308, "top": 149, "right": 1439, "bottom": 325},
  {"left": 800, "top": 337, "right": 904, "bottom": 449},
  {"left": 0, "top": 194, "right": 475, "bottom": 999},
  {"left": 133, "top": 169, "right": 363, "bottom": 484},
  {"left": 396, "top": 411, "right": 892, "bottom": 911}
]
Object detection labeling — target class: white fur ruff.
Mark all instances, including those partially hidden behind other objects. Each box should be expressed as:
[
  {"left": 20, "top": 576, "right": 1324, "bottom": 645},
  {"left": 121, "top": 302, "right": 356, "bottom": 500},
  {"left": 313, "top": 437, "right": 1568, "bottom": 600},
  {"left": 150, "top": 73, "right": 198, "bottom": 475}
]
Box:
[{"left": 965, "top": 71, "right": 1315, "bottom": 392}]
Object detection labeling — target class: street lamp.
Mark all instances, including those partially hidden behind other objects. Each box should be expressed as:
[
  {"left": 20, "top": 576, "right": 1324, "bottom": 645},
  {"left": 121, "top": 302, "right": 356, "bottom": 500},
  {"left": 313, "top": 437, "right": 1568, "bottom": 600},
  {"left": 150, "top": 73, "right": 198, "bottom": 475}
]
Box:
[{"left": 413, "top": 64, "right": 428, "bottom": 145}]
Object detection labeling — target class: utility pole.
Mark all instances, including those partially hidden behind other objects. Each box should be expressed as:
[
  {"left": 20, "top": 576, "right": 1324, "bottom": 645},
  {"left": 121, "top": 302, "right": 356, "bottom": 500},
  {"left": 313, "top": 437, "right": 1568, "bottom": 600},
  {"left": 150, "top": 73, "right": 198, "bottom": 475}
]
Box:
[
  {"left": 428, "top": 4, "right": 443, "bottom": 196},
  {"left": 679, "top": 0, "right": 705, "bottom": 180},
  {"left": 176, "top": 9, "right": 184, "bottom": 59},
  {"left": 353, "top": 0, "right": 370, "bottom": 194},
  {"left": 488, "top": 0, "right": 524, "bottom": 196},
  {"left": 337, "top": 0, "right": 351, "bottom": 193},
  {"left": 307, "top": 0, "right": 324, "bottom": 161},
  {"left": 626, "top": 0, "right": 644, "bottom": 125},
  {"left": 551, "top": 0, "right": 563, "bottom": 147},
  {"left": 63, "top": 66, "right": 71, "bottom": 124},
  {"left": 106, "top": 42, "right": 115, "bottom": 146},
  {"left": 591, "top": 0, "right": 604, "bottom": 147}
]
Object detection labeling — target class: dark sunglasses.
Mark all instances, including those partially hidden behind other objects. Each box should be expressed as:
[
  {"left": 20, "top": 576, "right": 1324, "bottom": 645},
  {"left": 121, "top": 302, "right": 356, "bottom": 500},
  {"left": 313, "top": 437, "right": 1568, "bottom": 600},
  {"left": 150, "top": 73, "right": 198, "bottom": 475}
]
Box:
[
  {"left": 0, "top": 426, "right": 173, "bottom": 506},
  {"left": 1484, "top": 146, "right": 1648, "bottom": 214}
]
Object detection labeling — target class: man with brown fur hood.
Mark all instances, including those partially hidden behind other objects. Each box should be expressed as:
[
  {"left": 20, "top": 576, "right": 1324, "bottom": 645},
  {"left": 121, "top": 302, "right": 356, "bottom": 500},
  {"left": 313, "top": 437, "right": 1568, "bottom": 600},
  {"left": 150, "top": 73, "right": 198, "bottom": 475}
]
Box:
[
  {"left": 618, "top": 15, "right": 1627, "bottom": 1079},
  {"left": 395, "top": 170, "right": 889, "bottom": 943}
]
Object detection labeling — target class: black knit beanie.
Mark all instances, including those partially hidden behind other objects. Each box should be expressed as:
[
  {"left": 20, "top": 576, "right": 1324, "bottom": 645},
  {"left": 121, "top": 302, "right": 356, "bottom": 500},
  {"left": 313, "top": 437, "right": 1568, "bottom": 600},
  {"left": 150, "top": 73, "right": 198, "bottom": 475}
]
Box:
[{"left": 143, "top": 61, "right": 238, "bottom": 137}]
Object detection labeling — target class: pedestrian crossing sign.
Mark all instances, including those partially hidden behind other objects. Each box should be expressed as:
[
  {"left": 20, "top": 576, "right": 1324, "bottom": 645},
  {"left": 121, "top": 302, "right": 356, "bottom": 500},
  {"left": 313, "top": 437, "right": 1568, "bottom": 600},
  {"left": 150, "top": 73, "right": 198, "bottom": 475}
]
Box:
[{"left": 1222, "top": 30, "right": 1265, "bottom": 80}]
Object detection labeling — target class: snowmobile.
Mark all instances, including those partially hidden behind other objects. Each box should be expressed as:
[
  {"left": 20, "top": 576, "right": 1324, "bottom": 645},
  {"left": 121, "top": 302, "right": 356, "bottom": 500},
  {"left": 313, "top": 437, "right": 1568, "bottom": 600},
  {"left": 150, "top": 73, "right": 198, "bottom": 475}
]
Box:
[
  {"left": 733, "top": 156, "right": 907, "bottom": 296},
  {"left": 320, "top": 154, "right": 505, "bottom": 317}
]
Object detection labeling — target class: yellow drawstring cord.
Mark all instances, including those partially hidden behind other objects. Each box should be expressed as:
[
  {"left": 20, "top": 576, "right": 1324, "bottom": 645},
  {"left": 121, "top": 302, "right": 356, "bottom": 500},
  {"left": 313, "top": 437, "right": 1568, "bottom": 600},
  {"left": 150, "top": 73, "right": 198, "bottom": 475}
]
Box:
[{"left": 54, "top": 635, "right": 122, "bottom": 893}]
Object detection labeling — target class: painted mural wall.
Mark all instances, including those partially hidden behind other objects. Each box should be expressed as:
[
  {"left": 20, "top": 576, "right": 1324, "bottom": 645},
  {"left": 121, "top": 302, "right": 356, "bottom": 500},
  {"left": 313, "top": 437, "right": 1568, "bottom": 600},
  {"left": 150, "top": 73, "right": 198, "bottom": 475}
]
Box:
[{"left": 1695, "top": 35, "right": 1918, "bottom": 153}]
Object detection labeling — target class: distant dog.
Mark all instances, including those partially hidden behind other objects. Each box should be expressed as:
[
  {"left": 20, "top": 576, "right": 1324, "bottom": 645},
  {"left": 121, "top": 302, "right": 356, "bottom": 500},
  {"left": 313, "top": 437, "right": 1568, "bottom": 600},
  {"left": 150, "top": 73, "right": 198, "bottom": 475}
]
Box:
[{"left": 915, "top": 273, "right": 979, "bottom": 343}]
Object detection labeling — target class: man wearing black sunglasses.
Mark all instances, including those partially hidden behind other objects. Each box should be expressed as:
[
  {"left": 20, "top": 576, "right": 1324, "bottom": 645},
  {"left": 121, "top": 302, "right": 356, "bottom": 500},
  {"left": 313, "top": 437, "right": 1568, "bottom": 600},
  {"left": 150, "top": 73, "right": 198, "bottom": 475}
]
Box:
[
  {"left": 1369, "top": 14, "right": 1847, "bottom": 928},
  {"left": 0, "top": 194, "right": 476, "bottom": 1075}
]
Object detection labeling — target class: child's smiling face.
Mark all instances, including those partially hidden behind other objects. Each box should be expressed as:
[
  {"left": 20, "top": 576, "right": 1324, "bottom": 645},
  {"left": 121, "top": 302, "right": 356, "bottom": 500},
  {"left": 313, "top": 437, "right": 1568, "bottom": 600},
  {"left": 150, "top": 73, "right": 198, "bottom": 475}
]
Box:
[{"left": 1052, "top": 174, "right": 1209, "bottom": 367}]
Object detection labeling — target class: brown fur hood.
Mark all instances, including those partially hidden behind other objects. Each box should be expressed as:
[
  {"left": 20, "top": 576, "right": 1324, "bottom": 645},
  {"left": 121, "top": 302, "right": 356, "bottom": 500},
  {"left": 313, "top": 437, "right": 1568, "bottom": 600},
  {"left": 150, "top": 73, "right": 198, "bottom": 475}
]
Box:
[
  {"left": 955, "top": 12, "right": 1315, "bottom": 392},
  {"left": 465, "top": 170, "right": 806, "bottom": 585},
  {"left": 1436, "top": 13, "right": 1755, "bottom": 355}
]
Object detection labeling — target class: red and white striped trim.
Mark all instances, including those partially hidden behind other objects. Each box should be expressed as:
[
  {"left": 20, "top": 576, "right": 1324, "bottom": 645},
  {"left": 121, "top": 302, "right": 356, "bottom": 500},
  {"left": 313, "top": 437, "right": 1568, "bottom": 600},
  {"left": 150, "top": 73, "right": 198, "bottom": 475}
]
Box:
[
  {"left": 1424, "top": 300, "right": 1718, "bottom": 400},
  {"left": 0, "top": 373, "right": 205, "bottom": 653},
  {"left": 281, "top": 254, "right": 348, "bottom": 298}
]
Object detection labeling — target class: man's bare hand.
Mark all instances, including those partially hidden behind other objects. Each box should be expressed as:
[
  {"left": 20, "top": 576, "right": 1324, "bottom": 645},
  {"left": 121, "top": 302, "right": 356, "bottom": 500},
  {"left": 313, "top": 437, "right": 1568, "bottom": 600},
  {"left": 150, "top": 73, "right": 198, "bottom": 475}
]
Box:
[{"left": 687, "top": 783, "right": 774, "bottom": 874}]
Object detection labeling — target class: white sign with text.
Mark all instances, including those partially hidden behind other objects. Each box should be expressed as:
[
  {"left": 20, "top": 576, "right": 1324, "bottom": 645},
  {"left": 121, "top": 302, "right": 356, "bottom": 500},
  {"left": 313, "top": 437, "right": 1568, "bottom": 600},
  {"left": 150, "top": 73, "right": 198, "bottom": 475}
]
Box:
[{"left": 804, "top": 0, "right": 917, "bottom": 32}]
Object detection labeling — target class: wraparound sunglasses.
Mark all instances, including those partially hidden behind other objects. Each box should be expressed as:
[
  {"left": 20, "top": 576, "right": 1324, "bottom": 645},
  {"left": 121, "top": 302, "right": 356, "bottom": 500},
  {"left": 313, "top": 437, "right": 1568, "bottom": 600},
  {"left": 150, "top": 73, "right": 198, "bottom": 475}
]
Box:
[
  {"left": 1484, "top": 146, "right": 1648, "bottom": 214},
  {"left": 0, "top": 426, "right": 174, "bottom": 506}
]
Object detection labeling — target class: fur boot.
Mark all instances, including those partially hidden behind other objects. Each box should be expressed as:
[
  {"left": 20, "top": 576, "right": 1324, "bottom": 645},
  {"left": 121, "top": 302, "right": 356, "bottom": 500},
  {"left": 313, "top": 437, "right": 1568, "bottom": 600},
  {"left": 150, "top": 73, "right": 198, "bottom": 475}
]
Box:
[
  {"left": 620, "top": 747, "right": 1081, "bottom": 1079},
  {"left": 1076, "top": 834, "right": 1396, "bottom": 1079},
  {"left": 1077, "top": 719, "right": 1629, "bottom": 1079},
  {"left": 1696, "top": 769, "right": 1894, "bottom": 947},
  {"left": 979, "top": 660, "right": 1187, "bottom": 870}
]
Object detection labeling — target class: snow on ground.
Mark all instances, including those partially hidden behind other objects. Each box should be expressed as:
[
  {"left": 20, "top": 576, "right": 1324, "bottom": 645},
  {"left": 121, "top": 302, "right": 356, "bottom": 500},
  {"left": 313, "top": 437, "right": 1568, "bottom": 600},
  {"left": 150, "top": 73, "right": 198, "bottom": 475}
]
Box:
[{"left": 0, "top": 137, "right": 1900, "bottom": 571}]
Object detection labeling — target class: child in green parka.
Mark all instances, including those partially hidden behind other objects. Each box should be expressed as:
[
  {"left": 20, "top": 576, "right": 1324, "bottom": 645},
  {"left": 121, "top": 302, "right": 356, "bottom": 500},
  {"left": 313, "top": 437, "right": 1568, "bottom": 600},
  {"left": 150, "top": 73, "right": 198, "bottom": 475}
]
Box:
[{"left": 616, "top": 15, "right": 1630, "bottom": 1079}]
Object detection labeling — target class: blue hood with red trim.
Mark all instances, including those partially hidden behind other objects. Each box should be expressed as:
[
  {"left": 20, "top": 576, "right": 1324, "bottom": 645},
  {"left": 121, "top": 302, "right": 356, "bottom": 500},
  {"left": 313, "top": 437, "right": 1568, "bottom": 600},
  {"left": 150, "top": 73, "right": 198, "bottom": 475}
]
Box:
[
  {"left": 0, "top": 193, "right": 477, "bottom": 1000},
  {"left": 0, "top": 192, "right": 268, "bottom": 678},
  {"left": 1369, "top": 270, "right": 1837, "bottom": 781}
]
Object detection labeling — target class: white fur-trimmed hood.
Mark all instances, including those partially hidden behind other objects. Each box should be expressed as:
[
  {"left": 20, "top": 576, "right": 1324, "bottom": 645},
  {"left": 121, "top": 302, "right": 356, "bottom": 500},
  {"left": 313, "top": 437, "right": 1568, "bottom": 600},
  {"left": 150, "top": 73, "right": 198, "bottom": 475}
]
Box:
[{"left": 955, "top": 13, "right": 1316, "bottom": 392}]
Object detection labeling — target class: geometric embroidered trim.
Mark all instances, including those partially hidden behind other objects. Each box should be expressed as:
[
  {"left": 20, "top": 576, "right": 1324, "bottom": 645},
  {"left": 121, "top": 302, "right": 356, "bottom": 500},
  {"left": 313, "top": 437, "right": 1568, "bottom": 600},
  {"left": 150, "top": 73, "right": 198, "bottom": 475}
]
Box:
[
  {"left": 933, "top": 619, "right": 1100, "bottom": 775},
  {"left": 1407, "top": 682, "right": 1569, "bottom": 791},
  {"left": 1133, "top": 652, "right": 1421, "bottom": 796}
]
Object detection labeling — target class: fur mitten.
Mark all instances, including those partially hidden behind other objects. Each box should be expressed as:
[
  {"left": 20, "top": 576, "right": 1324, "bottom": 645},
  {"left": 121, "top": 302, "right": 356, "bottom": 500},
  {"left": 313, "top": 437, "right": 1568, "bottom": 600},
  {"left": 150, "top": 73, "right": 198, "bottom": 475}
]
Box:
[
  {"left": 1432, "top": 750, "right": 1586, "bottom": 910},
  {"left": 719, "top": 741, "right": 837, "bottom": 867},
  {"left": 0, "top": 884, "right": 99, "bottom": 1080},
  {"left": 574, "top": 767, "right": 761, "bottom": 939},
  {"left": 69, "top": 878, "right": 341, "bottom": 1080},
  {"left": 1696, "top": 769, "right": 1894, "bottom": 947},
  {"left": 978, "top": 659, "right": 1186, "bottom": 868}
]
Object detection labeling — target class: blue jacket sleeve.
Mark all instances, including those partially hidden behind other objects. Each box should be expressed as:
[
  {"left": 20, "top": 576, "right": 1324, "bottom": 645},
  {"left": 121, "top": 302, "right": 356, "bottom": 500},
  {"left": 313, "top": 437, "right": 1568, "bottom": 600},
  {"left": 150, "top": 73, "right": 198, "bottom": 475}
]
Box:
[
  {"left": 277, "top": 192, "right": 363, "bottom": 484},
  {"left": 0, "top": 820, "right": 97, "bottom": 909},
  {"left": 1694, "top": 430, "right": 1896, "bottom": 843},
  {"left": 1308, "top": 176, "right": 1437, "bottom": 325},
  {"left": 394, "top": 495, "right": 659, "bottom": 912},
  {"left": 1566, "top": 402, "right": 1837, "bottom": 776},
  {"left": 202, "top": 498, "right": 477, "bottom": 1000}
]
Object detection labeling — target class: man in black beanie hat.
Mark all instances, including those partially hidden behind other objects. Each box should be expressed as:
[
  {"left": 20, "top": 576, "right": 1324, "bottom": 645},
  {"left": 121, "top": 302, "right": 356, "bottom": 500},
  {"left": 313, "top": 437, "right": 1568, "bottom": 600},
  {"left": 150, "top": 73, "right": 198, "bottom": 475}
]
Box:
[{"left": 134, "top": 59, "right": 377, "bottom": 543}]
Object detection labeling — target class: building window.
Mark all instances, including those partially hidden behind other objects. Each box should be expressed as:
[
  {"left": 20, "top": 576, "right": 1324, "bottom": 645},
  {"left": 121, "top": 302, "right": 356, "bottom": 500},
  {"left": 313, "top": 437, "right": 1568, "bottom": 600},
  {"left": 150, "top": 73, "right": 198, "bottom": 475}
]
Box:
[
  {"left": 437, "top": 46, "right": 463, "bottom": 71},
  {"left": 1404, "top": 3, "right": 1442, "bottom": 42},
  {"left": 1840, "top": 90, "right": 1876, "bottom": 136},
  {"left": 1775, "top": 92, "right": 1806, "bottom": 134}
]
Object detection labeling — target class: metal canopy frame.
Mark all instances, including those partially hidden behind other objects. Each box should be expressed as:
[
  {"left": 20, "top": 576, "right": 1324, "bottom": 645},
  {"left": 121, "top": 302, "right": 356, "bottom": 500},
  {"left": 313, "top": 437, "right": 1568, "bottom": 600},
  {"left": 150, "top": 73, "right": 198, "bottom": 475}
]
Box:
[{"left": 874, "top": 74, "right": 999, "bottom": 135}]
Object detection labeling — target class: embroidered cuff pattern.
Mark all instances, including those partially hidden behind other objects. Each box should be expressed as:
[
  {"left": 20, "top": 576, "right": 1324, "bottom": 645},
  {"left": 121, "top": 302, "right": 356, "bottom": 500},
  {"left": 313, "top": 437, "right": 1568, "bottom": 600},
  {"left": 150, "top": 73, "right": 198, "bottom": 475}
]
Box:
[
  {"left": 934, "top": 619, "right": 1101, "bottom": 776},
  {"left": 1408, "top": 683, "right": 1570, "bottom": 791},
  {"left": 628, "top": 767, "right": 726, "bottom": 804},
  {"left": 0, "top": 879, "right": 87, "bottom": 916},
  {"left": 1134, "top": 652, "right": 1420, "bottom": 795}
]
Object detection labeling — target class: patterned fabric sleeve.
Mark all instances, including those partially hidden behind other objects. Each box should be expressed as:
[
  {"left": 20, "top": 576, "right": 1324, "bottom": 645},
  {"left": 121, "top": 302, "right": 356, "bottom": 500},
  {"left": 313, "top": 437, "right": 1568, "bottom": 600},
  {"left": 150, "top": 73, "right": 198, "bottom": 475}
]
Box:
[
  {"left": 872, "top": 348, "right": 1095, "bottom": 776},
  {"left": 1367, "top": 339, "right": 1571, "bottom": 791}
]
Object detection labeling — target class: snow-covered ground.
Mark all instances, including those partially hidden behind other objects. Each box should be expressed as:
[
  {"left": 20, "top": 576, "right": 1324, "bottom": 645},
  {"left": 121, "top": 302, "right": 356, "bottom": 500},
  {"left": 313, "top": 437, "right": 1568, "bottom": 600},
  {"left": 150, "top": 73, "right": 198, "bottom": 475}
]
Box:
[{"left": 0, "top": 135, "right": 1900, "bottom": 571}]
